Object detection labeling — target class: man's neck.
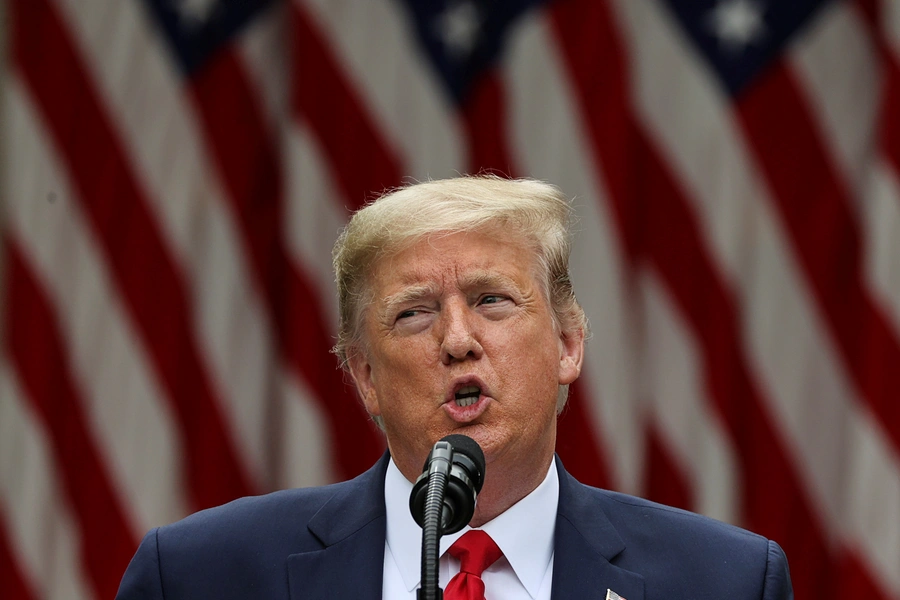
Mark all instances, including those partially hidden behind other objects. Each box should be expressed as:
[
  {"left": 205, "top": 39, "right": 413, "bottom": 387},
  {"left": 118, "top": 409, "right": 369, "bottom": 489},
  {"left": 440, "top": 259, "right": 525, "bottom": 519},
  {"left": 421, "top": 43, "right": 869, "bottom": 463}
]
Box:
[{"left": 468, "top": 453, "right": 555, "bottom": 526}]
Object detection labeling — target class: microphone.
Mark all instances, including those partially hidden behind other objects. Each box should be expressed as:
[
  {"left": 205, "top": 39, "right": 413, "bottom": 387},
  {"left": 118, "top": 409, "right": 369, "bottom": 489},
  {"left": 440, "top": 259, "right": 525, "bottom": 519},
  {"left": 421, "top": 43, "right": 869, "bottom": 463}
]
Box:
[
  {"left": 410, "top": 434, "right": 486, "bottom": 600},
  {"left": 409, "top": 434, "right": 486, "bottom": 534}
]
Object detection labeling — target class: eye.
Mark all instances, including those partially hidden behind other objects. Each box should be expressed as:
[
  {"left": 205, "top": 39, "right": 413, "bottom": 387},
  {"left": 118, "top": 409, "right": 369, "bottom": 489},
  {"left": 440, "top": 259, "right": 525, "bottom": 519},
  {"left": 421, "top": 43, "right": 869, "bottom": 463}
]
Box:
[
  {"left": 392, "top": 306, "right": 434, "bottom": 335},
  {"left": 478, "top": 295, "right": 505, "bottom": 305}
]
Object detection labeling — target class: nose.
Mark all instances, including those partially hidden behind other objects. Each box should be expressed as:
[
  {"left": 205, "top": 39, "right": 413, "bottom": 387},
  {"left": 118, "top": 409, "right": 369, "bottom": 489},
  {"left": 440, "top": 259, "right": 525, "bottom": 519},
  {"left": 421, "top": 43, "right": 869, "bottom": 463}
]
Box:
[{"left": 439, "top": 302, "right": 483, "bottom": 365}]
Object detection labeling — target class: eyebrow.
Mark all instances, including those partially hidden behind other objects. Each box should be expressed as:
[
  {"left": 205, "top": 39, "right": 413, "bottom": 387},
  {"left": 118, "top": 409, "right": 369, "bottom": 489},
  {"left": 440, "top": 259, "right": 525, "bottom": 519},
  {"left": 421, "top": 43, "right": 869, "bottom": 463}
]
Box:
[
  {"left": 458, "top": 270, "right": 520, "bottom": 292},
  {"left": 379, "top": 283, "right": 440, "bottom": 319}
]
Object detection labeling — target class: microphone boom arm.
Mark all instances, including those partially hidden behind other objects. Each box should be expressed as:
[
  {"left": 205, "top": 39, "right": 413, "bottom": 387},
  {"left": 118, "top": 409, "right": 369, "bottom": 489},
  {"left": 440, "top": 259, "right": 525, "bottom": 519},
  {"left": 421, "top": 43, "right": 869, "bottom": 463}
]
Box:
[
  {"left": 410, "top": 435, "right": 486, "bottom": 600},
  {"left": 416, "top": 441, "right": 452, "bottom": 600}
]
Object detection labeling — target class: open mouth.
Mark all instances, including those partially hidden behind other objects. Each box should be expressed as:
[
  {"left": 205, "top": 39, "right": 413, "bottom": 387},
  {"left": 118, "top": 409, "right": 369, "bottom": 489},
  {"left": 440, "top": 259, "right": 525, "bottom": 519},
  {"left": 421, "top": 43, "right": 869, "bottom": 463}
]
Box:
[{"left": 454, "top": 385, "right": 481, "bottom": 407}]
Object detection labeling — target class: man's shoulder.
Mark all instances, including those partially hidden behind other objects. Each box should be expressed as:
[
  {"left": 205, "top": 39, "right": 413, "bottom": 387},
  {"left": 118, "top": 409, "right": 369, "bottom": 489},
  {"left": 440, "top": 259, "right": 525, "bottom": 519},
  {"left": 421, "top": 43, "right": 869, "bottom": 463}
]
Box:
[
  {"left": 597, "top": 486, "right": 765, "bottom": 543},
  {"left": 558, "top": 471, "right": 791, "bottom": 599},
  {"left": 560, "top": 472, "right": 783, "bottom": 584},
  {"left": 152, "top": 455, "right": 390, "bottom": 562},
  {"left": 153, "top": 479, "right": 356, "bottom": 555},
  {"left": 168, "top": 481, "right": 343, "bottom": 526},
  {"left": 570, "top": 480, "right": 770, "bottom": 555},
  {"left": 571, "top": 479, "right": 767, "bottom": 545},
  {"left": 117, "top": 460, "right": 391, "bottom": 599}
]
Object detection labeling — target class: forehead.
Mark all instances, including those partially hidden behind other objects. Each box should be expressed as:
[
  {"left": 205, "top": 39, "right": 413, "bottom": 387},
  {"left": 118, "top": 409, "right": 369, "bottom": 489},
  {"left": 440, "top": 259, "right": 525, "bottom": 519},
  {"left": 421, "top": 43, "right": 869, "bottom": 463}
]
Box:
[{"left": 370, "top": 231, "right": 540, "bottom": 292}]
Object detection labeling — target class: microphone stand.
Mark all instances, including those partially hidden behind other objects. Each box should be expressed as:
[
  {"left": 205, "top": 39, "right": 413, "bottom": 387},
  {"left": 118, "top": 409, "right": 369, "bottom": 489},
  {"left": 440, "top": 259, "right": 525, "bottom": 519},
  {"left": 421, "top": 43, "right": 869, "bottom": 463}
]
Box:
[
  {"left": 417, "top": 442, "right": 452, "bottom": 600},
  {"left": 412, "top": 435, "right": 483, "bottom": 600}
]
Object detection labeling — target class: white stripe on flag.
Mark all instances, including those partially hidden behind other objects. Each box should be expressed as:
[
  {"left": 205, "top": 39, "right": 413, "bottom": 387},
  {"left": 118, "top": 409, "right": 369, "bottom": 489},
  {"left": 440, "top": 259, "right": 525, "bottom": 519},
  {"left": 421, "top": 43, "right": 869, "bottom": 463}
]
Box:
[
  {"left": 236, "top": 1, "right": 290, "bottom": 136},
  {"left": 3, "top": 77, "right": 188, "bottom": 533},
  {"left": 787, "top": 3, "right": 900, "bottom": 343},
  {"left": 51, "top": 0, "right": 276, "bottom": 488},
  {"left": 283, "top": 121, "right": 347, "bottom": 333},
  {"left": 506, "top": 9, "right": 644, "bottom": 493},
  {"left": 298, "top": 0, "right": 465, "bottom": 180},
  {"left": 0, "top": 362, "right": 93, "bottom": 600},
  {"left": 610, "top": 0, "right": 900, "bottom": 594},
  {"left": 277, "top": 371, "right": 336, "bottom": 489},
  {"left": 790, "top": 2, "right": 880, "bottom": 205},
  {"left": 640, "top": 275, "right": 740, "bottom": 524},
  {"left": 887, "top": 0, "right": 900, "bottom": 51},
  {"left": 842, "top": 407, "right": 900, "bottom": 596},
  {"left": 864, "top": 161, "right": 900, "bottom": 335}
]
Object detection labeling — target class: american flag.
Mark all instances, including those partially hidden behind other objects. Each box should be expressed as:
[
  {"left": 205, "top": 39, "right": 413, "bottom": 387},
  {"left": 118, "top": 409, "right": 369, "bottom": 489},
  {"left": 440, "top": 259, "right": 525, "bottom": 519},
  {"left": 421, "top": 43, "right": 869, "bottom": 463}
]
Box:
[{"left": 1, "top": 0, "right": 898, "bottom": 599}]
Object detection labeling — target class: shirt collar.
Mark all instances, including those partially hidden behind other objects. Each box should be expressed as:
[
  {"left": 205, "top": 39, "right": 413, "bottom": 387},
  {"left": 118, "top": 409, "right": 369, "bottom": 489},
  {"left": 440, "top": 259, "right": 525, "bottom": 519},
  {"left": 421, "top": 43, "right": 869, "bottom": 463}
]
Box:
[{"left": 384, "top": 456, "right": 559, "bottom": 597}]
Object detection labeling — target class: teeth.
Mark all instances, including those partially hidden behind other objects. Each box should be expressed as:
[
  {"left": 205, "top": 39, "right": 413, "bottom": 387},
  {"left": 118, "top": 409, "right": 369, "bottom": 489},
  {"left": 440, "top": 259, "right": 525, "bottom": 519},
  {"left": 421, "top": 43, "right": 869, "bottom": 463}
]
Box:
[{"left": 454, "top": 385, "right": 481, "bottom": 407}]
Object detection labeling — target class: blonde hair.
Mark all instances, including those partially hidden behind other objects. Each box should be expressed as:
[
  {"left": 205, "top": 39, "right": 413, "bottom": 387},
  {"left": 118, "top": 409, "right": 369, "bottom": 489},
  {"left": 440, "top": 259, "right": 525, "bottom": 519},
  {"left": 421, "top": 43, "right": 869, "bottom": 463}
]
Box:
[{"left": 332, "top": 175, "right": 587, "bottom": 412}]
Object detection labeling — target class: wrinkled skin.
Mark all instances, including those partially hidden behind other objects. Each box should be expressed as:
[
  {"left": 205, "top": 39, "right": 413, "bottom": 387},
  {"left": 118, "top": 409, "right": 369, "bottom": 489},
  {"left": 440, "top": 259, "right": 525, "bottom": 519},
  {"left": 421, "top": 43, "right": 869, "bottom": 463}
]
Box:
[{"left": 348, "top": 229, "right": 584, "bottom": 526}]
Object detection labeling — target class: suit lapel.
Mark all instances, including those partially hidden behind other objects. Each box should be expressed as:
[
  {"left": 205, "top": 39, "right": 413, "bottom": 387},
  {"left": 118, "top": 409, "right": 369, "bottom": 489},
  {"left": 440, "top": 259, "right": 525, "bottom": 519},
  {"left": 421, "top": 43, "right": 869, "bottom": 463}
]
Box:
[
  {"left": 285, "top": 454, "right": 645, "bottom": 599},
  {"left": 287, "top": 454, "right": 390, "bottom": 600},
  {"left": 551, "top": 457, "right": 645, "bottom": 600}
]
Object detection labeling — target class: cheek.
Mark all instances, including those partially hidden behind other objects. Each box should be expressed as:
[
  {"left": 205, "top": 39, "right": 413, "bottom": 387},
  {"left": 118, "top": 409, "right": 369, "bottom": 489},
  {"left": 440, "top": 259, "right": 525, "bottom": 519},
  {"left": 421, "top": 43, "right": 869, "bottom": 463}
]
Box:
[
  {"left": 372, "top": 341, "right": 440, "bottom": 397},
  {"left": 495, "top": 329, "right": 562, "bottom": 402},
  {"left": 382, "top": 339, "right": 438, "bottom": 375},
  {"left": 494, "top": 348, "right": 558, "bottom": 398}
]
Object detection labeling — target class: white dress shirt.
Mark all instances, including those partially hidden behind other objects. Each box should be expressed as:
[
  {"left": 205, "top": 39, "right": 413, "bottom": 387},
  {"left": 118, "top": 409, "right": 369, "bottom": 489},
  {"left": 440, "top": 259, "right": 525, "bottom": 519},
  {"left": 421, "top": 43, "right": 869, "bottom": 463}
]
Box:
[{"left": 382, "top": 457, "right": 558, "bottom": 599}]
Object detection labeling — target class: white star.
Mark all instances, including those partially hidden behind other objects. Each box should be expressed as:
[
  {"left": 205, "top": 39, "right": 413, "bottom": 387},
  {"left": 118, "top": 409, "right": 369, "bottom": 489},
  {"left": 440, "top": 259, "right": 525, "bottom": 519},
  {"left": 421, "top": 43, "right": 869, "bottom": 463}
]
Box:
[
  {"left": 435, "top": 2, "right": 482, "bottom": 60},
  {"left": 707, "top": 0, "right": 767, "bottom": 55},
  {"left": 174, "top": 0, "right": 217, "bottom": 28}
]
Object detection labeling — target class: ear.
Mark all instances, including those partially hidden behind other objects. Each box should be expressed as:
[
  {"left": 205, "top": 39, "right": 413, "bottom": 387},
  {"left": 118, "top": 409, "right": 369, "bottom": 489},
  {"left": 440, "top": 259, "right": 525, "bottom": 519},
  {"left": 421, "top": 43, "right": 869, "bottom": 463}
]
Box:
[
  {"left": 347, "top": 348, "right": 382, "bottom": 417},
  {"left": 557, "top": 326, "right": 585, "bottom": 386}
]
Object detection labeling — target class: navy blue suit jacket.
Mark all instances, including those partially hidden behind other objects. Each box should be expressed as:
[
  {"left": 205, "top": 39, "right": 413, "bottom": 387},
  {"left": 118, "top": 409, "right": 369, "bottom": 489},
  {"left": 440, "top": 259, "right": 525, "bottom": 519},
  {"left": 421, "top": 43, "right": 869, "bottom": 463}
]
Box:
[{"left": 117, "top": 454, "right": 792, "bottom": 599}]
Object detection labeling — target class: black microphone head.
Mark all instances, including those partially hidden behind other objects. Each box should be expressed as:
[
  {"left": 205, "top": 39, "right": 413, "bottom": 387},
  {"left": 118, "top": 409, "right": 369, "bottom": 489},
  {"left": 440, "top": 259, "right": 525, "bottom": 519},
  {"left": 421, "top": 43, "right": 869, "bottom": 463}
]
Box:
[
  {"left": 409, "top": 434, "right": 487, "bottom": 533},
  {"left": 440, "top": 434, "right": 485, "bottom": 493}
]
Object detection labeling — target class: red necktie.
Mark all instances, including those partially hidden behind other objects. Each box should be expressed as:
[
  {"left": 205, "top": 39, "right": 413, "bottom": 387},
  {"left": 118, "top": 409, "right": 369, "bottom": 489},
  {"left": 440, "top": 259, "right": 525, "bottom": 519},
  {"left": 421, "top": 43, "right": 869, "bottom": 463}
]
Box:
[{"left": 444, "top": 530, "right": 504, "bottom": 600}]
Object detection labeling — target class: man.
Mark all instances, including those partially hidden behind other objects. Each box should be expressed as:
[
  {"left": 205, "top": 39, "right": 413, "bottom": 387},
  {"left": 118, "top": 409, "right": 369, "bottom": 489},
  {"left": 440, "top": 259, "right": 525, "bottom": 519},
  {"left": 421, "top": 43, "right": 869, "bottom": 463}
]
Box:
[{"left": 117, "top": 176, "right": 793, "bottom": 599}]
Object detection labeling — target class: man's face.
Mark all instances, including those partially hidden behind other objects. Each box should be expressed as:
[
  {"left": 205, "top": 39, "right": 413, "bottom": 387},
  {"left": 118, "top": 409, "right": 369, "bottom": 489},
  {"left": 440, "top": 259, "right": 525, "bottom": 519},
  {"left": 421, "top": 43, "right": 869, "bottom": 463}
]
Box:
[{"left": 348, "top": 229, "right": 584, "bottom": 485}]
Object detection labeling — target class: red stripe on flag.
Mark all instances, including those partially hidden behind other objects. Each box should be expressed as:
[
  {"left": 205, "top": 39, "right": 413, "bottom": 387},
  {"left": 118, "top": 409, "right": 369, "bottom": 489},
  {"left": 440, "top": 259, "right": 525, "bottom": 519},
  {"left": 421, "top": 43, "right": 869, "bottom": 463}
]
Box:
[
  {"left": 188, "top": 51, "right": 383, "bottom": 479},
  {"left": 540, "top": 5, "right": 640, "bottom": 264},
  {"left": 835, "top": 550, "right": 893, "bottom": 600},
  {"left": 291, "top": 3, "right": 405, "bottom": 210},
  {"left": 10, "top": 0, "right": 255, "bottom": 509},
  {"left": 849, "top": 0, "right": 896, "bottom": 175},
  {"left": 3, "top": 241, "right": 136, "bottom": 600},
  {"left": 288, "top": 6, "right": 615, "bottom": 489},
  {"left": 462, "top": 71, "right": 517, "bottom": 175},
  {"left": 0, "top": 514, "right": 37, "bottom": 600},
  {"left": 452, "top": 64, "right": 613, "bottom": 489},
  {"left": 280, "top": 264, "right": 386, "bottom": 476},
  {"left": 851, "top": 0, "right": 900, "bottom": 213},
  {"left": 736, "top": 62, "right": 900, "bottom": 457},
  {"left": 643, "top": 425, "right": 694, "bottom": 512},
  {"left": 639, "top": 120, "right": 834, "bottom": 600},
  {"left": 547, "top": 3, "right": 837, "bottom": 599},
  {"left": 557, "top": 383, "right": 612, "bottom": 490},
  {"left": 852, "top": 0, "right": 880, "bottom": 27},
  {"left": 541, "top": 0, "right": 683, "bottom": 505},
  {"left": 880, "top": 56, "right": 900, "bottom": 181}
]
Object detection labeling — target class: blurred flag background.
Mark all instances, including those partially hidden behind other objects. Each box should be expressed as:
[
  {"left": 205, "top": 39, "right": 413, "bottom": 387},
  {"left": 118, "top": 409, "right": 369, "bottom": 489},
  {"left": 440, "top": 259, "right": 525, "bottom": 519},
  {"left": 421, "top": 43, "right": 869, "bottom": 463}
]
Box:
[{"left": 0, "top": 0, "right": 898, "bottom": 598}]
